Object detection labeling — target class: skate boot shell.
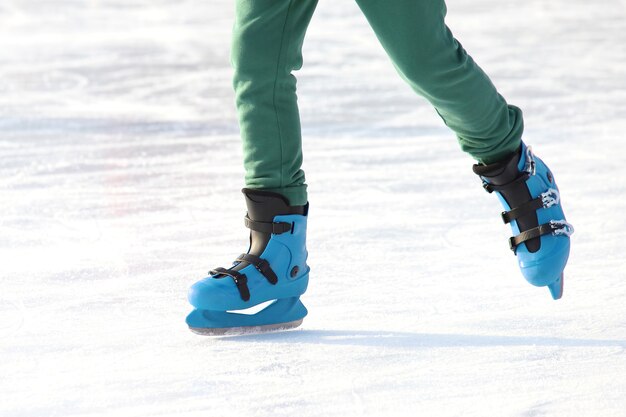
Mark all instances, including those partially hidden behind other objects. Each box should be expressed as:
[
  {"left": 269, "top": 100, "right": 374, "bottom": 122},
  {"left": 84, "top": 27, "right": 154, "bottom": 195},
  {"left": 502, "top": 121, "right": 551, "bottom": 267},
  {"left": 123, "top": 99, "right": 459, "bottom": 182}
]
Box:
[
  {"left": 473, "top": 142, "right": 573, "bottom": 299},
  {"left": 186, "top": 189, "right": 310, "bottom": 334}
]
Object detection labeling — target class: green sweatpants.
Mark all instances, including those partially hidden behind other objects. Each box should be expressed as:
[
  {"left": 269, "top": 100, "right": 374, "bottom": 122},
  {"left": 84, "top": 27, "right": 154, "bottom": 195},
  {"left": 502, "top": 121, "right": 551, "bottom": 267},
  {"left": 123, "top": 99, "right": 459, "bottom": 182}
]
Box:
[{"left": 231, "top": 0, "right": 523, "bottom": 206}]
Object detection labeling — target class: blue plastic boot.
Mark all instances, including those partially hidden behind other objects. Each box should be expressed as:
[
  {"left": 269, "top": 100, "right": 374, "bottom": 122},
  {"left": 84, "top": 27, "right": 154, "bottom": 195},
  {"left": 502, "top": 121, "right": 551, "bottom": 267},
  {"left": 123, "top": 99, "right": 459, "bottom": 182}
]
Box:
[
  {"left": 186, "top": 189, "right": 310, "bottom": 334},
  {"left": 473, "top": 142, "right": 573, "bottom": 299}
]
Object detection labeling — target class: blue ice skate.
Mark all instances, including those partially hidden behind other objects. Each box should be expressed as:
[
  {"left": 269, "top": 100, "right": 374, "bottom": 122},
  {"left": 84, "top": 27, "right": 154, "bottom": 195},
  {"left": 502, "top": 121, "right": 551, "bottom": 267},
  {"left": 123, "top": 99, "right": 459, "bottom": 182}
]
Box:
[
  {"left": 473, "top": 142, "right": 573, "bottom": 299},
  {"left": 186, "top": 189, "right": 310, "bottom": 335}
]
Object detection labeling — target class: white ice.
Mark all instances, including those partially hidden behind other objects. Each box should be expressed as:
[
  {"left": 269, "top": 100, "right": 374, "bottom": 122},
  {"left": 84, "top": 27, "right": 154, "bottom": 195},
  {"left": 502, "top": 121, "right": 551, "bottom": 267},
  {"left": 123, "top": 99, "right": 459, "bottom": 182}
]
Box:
[{"left": 1, "top": 0, "right": 625, "bottom": 416}]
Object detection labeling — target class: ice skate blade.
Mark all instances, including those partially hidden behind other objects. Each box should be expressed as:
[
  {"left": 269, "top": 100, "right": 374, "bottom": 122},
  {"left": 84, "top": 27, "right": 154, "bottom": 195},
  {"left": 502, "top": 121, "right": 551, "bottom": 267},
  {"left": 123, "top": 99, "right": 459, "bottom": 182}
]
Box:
[
  {"left": 185, "top": 297, "right": 307, "bottom": 335},
  {"left": 547, "top": 273, "right": 564, "bottom": 300},
  {"left": 189, "top": 319, "right": 304, "bottom": 336}
]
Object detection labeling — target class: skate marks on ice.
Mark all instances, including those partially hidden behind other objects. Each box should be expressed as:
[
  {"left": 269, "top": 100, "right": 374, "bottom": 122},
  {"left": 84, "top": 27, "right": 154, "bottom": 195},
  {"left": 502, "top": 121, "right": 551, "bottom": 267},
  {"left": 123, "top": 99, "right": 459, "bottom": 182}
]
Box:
[
  {"left": 0, "top": 297, "right": 26, "bottom": 338},
  {"left": 520, "top": 401, "right": 555, "bottom": 417},
  {"left": 219, "top": 329, "right": 626, "bottom": 350}
]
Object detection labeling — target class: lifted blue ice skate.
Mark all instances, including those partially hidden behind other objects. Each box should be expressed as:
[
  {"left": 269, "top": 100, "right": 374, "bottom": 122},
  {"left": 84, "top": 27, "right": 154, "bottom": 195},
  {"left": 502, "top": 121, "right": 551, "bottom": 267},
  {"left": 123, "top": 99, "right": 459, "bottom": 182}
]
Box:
[
  {"left": 186, "top": 189, "right": 309, "bottom": 335},
  {"left": 473, "top": 142, "right": 573, "bottom": 299}
]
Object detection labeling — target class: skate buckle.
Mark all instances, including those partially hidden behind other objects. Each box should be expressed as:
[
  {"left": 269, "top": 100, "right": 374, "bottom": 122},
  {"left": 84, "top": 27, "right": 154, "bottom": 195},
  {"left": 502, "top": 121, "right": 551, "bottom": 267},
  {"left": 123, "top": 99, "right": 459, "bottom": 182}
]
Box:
[
  {"left": 541, "top": 188, "right": 560, "bottom": 208},
  {"left": 254, "top": 258, "right": 278, "bottom": 284},
  {"left": 235, "top": 253, "right": 279, "bottom": 285},
  {"left": 550, "top": 220, "right": 574, "bottom": 237},
  {"left": 208, "top": 267, "right": 251, "bottom": 301},
  {"left": 508, "top": 237, "right": 517, "bottom": 252},
  {"left": 524, "top": 146, "right": 536, "bottom": 176}
]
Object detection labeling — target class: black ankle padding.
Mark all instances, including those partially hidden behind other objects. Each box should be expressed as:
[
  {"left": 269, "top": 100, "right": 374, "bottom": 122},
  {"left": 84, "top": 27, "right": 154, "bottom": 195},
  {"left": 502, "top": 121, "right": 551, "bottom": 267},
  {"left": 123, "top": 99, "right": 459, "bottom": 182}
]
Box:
[
  {"left": 472, "top": 147, "right": 520, "bottom": 180},
  {"left": 239, "top": 188, "right": 306, "bottom": 260},
  {"left": 242, "top": 188, "right": 291, "bottom": 206},
  {"left": 241, "top": 188, "right": 306, "bottom": 221},
  {"left": 473, "top": 147, "right": 541, "bottom": 253}
]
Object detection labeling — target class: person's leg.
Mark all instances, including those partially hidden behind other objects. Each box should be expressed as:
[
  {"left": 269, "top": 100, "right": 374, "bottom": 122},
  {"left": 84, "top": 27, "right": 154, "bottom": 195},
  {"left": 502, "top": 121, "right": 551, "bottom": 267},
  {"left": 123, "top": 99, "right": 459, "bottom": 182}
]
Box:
[
  {"left": 354, "top": 0, "right": 572, "bottom": 298},
  {"left": 231, "top": 0, "right": 318, "bottom": 206},
  {"left": 185, "top": 0, "right": 317, "bottom": 334},
  {"left": 354, "top": 0, "right": 522, "bottom": 164}
]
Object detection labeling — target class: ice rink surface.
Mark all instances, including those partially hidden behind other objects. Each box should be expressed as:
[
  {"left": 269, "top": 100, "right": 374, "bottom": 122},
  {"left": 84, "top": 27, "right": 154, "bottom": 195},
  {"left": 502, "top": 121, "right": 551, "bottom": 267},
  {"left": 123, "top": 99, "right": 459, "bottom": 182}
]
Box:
[{"left": 1, "top": 0, "right": 625, "bottom": 416}]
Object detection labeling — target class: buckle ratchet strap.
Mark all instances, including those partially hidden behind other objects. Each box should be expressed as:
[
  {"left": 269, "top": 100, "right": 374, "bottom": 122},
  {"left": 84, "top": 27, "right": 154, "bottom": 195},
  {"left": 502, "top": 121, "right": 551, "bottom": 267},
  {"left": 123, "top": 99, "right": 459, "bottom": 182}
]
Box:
[
  {"left": 509, "top": 220, "right": 574, "bottom": 253},
  {"left": 482, "top": 172, "right": 530, "bottom": 193},
  {"left": 235, "top": 253, "right": 278, "bottom": 285},
  {"left": 501, "top": 197, "right": 544, "bottom": 224},
  {"left": 209, "top": 267, "right": 250, "bottom": 301},
  {"left": 501, "top": 189, "right": 561, "bottom": 224},
  {"left": 244, "top": 215, "right": 292, "bottom": 234}
]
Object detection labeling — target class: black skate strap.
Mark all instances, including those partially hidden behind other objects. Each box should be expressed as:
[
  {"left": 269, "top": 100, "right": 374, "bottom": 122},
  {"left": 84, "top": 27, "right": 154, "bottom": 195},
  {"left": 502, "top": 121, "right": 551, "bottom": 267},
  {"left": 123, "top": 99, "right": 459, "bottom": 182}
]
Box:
[
  {"left": 501, "top": 196, "right": 544, "bottom": 224},
  {"left": 236, "top": 253, "right": 278, "bottom": 285},
  {"left": 483, "top": 172, "right": 530, "bottom": 193},
  {"left": 209, "top": 267, "right": 251, "bottom": 301},
  {"left": 509, "top": 223, "right": 558, "bottom": 253},
  {"left": 244, "top": 215, "right": 292, "bottom": 234}
]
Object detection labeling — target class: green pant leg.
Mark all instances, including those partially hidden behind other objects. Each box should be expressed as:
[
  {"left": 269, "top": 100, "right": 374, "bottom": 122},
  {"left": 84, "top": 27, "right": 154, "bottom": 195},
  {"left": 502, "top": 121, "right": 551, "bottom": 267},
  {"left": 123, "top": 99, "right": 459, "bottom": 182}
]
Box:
[
  {"left": 355, "top": 0, "right": 523, "bottom": 164},
  {"left": 231, "top": 0, "right": 318, "bottom": 206}
]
